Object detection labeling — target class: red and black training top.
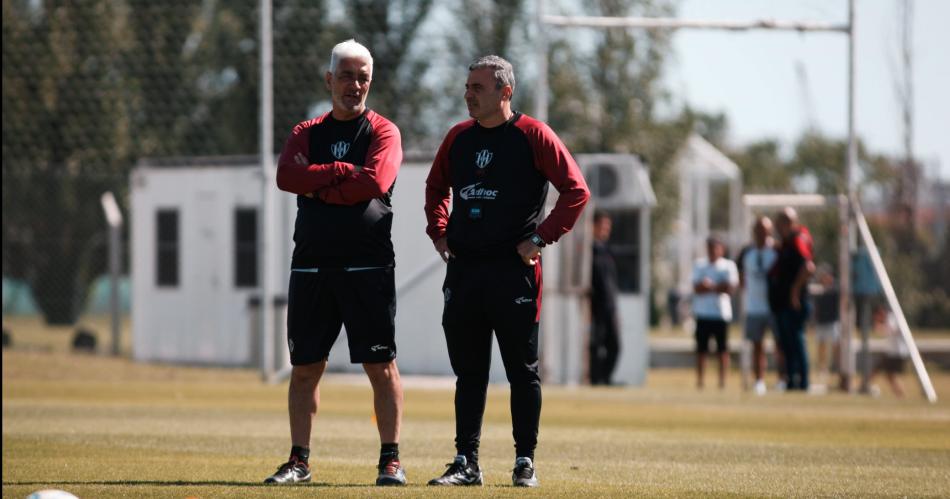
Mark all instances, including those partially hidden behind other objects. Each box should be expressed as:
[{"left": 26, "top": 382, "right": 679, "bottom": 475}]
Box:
[
  {"left": 425, "top": 112, "right": 590, "bottom": 259},
  {"left": 276, "top": 109, "right": 402, "bottom": 269}
]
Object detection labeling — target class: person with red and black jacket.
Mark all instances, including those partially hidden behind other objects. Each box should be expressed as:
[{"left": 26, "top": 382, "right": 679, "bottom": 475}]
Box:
[
  {"left": 265, "top": 39, "right": 406, "bottom": 487},
  {"left": 424, "top": 55, "right": 590, "bottom": 488},
  {"left": 768, "top": 207, "right": 816, "bottom": 391}
]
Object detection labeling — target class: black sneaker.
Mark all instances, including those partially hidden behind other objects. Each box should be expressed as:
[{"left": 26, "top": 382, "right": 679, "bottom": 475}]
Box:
[
  {"left": 376, "top": 456, "right": 407, "bottom": 486},
  {"left": 264, "top": 457, "right": 311, "bottom": 484},
  {"left": 512, "top": 456, "right": 538, "bottom": 487},
  {"left": 427, "top": 455, "right": 483, "bottom": 486}
]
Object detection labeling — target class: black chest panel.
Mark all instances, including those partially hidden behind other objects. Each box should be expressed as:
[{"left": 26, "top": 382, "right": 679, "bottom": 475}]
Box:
[
  {"left": 291, "top": 112, "right": 395, "bottom": 269},
  {"left": 446, "top": 115, "right": 548, "bottom": 258}
]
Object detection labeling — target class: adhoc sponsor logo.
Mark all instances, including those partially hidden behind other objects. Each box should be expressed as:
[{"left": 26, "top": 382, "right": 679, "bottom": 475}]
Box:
[
  {"left": 514, "top": 296, "right": 534, "bottom": 305},
  {"left": 475, "top": 149, "right": 493, "bottom": 169},
  {"left": 330, "top": 140, "right": 350, "bottom": 159},
  {"left": 459, "top": 182, "right": 498, "bottom": 201}
]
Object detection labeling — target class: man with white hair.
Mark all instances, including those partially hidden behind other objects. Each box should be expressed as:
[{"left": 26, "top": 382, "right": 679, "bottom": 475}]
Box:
[
  {"left": 424, "top": 54, "right": 590, "bottom": 488},
  {"left": 267, "top": 39, "right": 406, "bottom": 486}
]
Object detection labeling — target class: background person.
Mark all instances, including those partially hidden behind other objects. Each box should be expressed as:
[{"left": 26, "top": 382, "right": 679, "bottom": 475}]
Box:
[
  {"left": 870, "top": 304, "right": 909, "bottom": 398},
  {"left": 737, "top": 216, "right": 778, "bottom": 396},
  {"left": 812, "top": 266, "right": 841, "bottom": 388},
  {"left": 691, "top": 236, "right": 739, "bottom": 390},
  {"left": 589, "top": 210, "right": 621, "bottom": 386},
  {"left": 768, "top": 207, "right": 815, "bottom": 391}
]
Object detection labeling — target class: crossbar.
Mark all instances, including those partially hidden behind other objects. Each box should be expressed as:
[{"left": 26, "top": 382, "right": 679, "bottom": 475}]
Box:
[{"left": 542, "top": 15, "right": 850, "bottom": 33}]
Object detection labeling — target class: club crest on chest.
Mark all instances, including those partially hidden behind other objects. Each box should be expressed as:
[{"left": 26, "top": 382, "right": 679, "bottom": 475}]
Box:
[{"left": 330, "top": 141, "right": 350, "bottom": 159}]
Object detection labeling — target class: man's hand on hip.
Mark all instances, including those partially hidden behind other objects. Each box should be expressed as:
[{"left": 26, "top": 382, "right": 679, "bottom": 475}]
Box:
[
  {"left": 516, "top": 239, "right": 541, "bottom": 266},
  {"left": 434, "top": 237, "right": 454, "bottom": 263}
]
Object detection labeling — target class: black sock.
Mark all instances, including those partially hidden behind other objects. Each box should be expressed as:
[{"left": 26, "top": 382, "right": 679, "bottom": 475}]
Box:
[
  {"left": 380, "top": 442, "right": 399, "bottom": 463},
  {"left": 290, "top": 445, "right": 310, "bottom": 464}
]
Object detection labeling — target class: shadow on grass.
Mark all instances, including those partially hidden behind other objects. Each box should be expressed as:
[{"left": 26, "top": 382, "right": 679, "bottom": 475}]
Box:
[{"left": 3, "top": 480, "right": 390, "bottom": 488}]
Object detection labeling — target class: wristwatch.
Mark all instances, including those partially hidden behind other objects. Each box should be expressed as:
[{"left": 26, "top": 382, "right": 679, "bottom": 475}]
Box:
[{"left": 529, "top": 233, "right": 546, "bottom": 248}]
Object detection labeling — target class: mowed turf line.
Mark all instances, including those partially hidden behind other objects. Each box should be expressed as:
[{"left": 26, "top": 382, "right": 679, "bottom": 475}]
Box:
[{"left": 3, "top": 351, "right": 950, "bottom": 498}]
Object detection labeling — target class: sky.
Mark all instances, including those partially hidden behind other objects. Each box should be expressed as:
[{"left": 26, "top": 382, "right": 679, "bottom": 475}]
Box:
[{"left": 665, "top": 0, "right": 949, "bottom": 180}]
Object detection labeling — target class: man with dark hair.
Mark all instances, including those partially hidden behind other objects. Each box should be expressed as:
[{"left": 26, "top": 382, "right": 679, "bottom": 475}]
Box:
[
  {"left": 424, "top": 54, "right": 590, "bottom": 487},
  {"left": 266, "top": 39, "right": 406, "bottom": 487},
  {"left": 768, "top": 207, "right": 815, "bottom": 391},
  {"left": 590, "top": 210, "right": 620, "bottom": 385},
  {"left": 692, "top": 235, "right": 739, "bottom": 390}
]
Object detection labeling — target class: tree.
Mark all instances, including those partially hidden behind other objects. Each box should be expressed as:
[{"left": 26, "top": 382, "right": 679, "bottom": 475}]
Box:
[
  {"left": 3, "top": 0, "right": 135, "bottom": 323},
  {"left": 273, "top": 0, "right": 336, "bottom": 148},
  {"left": 340, "top": 0, "right": 435, "bottom": 148}
]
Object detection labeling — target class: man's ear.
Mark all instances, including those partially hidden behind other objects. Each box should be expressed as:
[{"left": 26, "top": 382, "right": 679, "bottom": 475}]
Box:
[
  {"left": 325, "top": 71, "right": 333, "bottom": 91},
  {"left": 503, "top": 85, "right": 513, "bottom": 101}
]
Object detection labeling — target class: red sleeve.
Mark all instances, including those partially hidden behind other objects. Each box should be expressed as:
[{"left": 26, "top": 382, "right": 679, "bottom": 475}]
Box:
[
  {"left": 517, "top": 118, "right": 590, "bottom": 244},
  {"left": 425, "top": 121, "right": 472, "bottom": 241},
  {"left": 276, "top": 117, "right": 356, "bottom": 195},
  {"left": 318, "top": 112, "right": 402, "bottom": 205},
  {"left": 795, "top": 228, "right": 814, "bottom": 261}
]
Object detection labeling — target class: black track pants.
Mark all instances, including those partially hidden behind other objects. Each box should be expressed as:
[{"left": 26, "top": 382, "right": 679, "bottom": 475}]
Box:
[{"left": 441, "top": 256, "right": 542, "bottom": 460}]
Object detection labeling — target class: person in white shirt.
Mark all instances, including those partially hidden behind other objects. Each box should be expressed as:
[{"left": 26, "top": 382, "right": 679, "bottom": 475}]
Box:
[
  {"left": 692, "top": 236, "right": 739, "bottom": 389},
  {"left": 737, "top": 217, "right": 779, "bottom": 395},
  {"left": 871, "top": 304, "right": 908, "bottom": 398}
]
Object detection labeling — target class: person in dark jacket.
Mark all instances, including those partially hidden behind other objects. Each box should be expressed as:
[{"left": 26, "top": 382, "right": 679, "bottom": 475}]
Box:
[
  {"left": 768, "top": 207, "right": 816, "bottom": 391},
  {"left": 589, "top": 210, "right": 621, "bottom": 385}
]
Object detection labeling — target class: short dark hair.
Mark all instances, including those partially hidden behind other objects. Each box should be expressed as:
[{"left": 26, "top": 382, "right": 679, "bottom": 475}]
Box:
[
  {"left": 593, "top": 209, "right": 611, "bottom": 223},
  {"left": 469, "top": 55, "right": 515, "bottom": 92}
]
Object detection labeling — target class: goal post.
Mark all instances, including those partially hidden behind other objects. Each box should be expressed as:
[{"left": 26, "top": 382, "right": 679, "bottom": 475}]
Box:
[{"left": 853, "top": 198, "right": 937, "bottom": 403}]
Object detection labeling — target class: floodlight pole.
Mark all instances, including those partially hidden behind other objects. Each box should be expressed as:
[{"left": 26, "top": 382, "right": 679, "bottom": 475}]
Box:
[
  {"left": 535, "top": 0, "right": 548, "bottom": 123},
  {"left": 260, "top": 0, "right": 276, "bottom": 382},
  {"left": 100, "top": 191, "right": 124, "bottom": 356},
  {"left": 536, "top": 1, "right": 859, "bottom": 391},
  {"left": 841, "top": 0, "right": 857, "bottom": 393}
]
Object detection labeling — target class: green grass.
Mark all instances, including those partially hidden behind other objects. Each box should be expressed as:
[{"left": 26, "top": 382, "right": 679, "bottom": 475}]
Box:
[{"left": 3, "top": 350, "right": 950, "bottom": 498}]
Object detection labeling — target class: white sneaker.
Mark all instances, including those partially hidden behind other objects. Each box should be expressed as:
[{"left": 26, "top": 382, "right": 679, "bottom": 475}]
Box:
[
  {"left": 774, "top": 380, "right": 787, "bottom": 393},
  {"left": 754, "top": 380, "right": 767, "bottom": 396}
]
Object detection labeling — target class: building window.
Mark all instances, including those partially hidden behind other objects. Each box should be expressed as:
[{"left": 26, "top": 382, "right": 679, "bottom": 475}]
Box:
[
  {"left": 607, "top": 209, "right": 641, "bottom": 294},
  {"left": 156, "top": 209, "right": 179, "bottom": 287},
  {"left": 234, "top": 207, "right": 258, "bottom": 287}
]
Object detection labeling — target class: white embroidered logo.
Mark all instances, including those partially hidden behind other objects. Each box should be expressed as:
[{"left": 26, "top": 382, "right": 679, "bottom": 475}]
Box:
[
  {"left": 475, "top": 149, "right": 493, "bottom": 169},
  {"left": 514, "top": 296, "right": 533, "bottom": 304},
  {"left": 370, "top": 344, "right": 389, "bottom": 352},
  {"left": 330, "top": 141, "right": 350, "bottom": 159},
  {"left": 288, "top": 338, "right": 295, "bottom": 353},
  {"left": 459, "top": 182, "right": 499, "bottom": 201}
]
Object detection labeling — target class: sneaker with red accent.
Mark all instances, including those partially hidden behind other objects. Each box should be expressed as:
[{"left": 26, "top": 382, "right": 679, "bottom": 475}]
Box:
[
  {"left": 264, "top": 457, "right": 311, "bottom": 484},
  {"left": 376, "top": 456, "right": 407, "bottom": 486}
]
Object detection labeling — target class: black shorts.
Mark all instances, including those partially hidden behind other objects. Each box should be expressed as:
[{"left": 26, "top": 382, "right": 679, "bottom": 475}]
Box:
[
  {"left": 877, "top": 355, "right": 906, "bottom": 374},
  {"left": 695, "top": 318, "right": 728, "bottom": 354},
  {"left": 286, "top": 267, "right": 396, "bottom": 365}
]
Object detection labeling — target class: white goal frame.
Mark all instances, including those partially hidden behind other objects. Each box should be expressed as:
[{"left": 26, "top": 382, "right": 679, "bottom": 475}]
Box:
[{"left": 534, "top": 1, "right": 935, "bottom": 403}]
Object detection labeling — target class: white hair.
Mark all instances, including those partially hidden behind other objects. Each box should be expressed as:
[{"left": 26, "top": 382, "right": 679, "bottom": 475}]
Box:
[{"left": 329, "top": 39, "right": 373, "bottom": 73}]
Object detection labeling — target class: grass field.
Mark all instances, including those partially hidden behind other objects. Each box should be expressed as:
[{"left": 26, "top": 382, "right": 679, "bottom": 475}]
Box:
[{"left": 4, "top": 350, "right": 950, "bottom": 498}]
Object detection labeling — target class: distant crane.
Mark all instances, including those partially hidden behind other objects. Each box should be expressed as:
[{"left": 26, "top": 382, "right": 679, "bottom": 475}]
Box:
[
  {"left": 795, "top": 60, "right": 818, "bottom": 133},
  {"left": 894, "top": 0, "right": 918, "bottom": 216}
]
